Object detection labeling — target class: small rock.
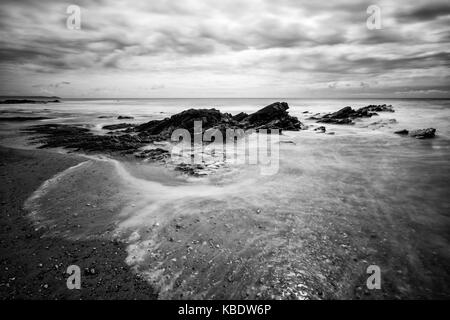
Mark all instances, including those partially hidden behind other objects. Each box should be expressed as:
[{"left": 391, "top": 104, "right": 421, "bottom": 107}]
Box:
[
  {"left": 394, "top": 129, "right": 409, "bottom": 135},
  {"left": 409, "top": 128, "right": 436, "bottom": 139}
]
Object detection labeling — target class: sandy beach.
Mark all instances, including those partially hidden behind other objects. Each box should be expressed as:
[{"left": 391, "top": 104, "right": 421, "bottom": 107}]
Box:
[{"left": 0, "top": 146, "right": 156, "bottom": 299}]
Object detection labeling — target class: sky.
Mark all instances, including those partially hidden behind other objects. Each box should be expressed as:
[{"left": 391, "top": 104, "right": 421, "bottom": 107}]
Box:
[{"left": 0, "top": 0, "right": 449, "bottom": 98}]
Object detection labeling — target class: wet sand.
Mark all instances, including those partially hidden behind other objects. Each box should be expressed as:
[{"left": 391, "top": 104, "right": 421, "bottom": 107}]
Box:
[{"left": 0, "top": 146, "right": 156, "bottom": 299}]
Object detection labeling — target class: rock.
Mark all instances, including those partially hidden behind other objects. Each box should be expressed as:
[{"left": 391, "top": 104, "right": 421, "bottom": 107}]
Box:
[
  {"left": 0, "top": 116, "right": 52, "bottom": 122},
  {"left": 24, "top": 124, "right": 153, "bottom": 154},
  {"left": 137, "top": 108, "right": 227, "bottom": 137},
  {"left": 409, "top": 128, "right": 436, "bottom": 139},
  {"left": 84, "top": 267, "right": 97, "bottom": 275},
  {"left": 137, "top": 102, "right": 306, "bottom": 137},
  {"left": 0, "top": 99, "right": 60, "bottom": 104},
  {"left": 240, "top": 102, "right": 306, "bottom": 131},
  {"left": 318, "top": 117, "right": 353, "bottom": 125},
  {"left": 317, "top": 104, "right": 394, "bottom": 125},
  {"left": 118, "top": 116, "right": 134, "bottom": 120},
  {"left": 314, "top": 126, "right": 326, "bottom": 133},
  {"left": 394, "top": 129, "right": 409, "bottom": 135},
  {"left": 102, "top": 123, "right": 135, "bottom": 130},
  {"left": 25, "top": 102, "right": 305, "bottom": 176},
  {"left": 134, "top": 148, "right": 169, "bottom": 161},
  {"left": 232, "top": 112, "right": 248, "bottom": 122}
]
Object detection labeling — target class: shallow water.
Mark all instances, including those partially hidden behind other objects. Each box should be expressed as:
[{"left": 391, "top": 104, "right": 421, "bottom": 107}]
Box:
[{"left": 2, "top": 98, "right": 450, "bottom": 298}]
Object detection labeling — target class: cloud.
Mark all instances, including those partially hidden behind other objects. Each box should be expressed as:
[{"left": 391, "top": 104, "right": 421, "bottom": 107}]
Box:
[
  {"left": 396, "top": 2, "right": 450, "bottom": 22},
  {"left": 0, "top": 0, "right": 448, "bottom": 97}
]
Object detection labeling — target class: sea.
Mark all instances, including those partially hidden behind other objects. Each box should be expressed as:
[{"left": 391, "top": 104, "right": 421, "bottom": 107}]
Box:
[{"left": 1, "top": 98, "right": 449, "bottom": 299}]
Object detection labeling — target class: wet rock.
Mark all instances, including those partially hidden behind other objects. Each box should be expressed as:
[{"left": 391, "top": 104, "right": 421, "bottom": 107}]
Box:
[
  {"left": 23, "top": 124, "right": 153, "bottom": 154},
  {"left": 0, "top": 116, "right": 52, "bottom": 122},
  {"left": 316, "top": 104, "right": 394, "bottom": 125},
  {"left": 314, "top": 126, "right": 326, "bottom": 133},
  {"left": 240, "top": 102, "right": 306, "bottom": 131},
  {"left": 232, "top": 112, "right": 248, "bottom": 122},
  {"left": 102, "top": 123, "right": 135, "bottom": 130},
  {"left": 134, "top": 148, "right": 169, "bottom": 161},
  {"left": 136, "top": 102, "right": 306, "bottom": 137},
  {"left": 409, "top": 128, "right": 436, "bottom": 139},
  {"left": 0, "top": 99, "right": 60, "bottom": 104},
  {"left": 394, "top": 129, "right": 409, "bottom": 135},
  {"left": 118, "top": 116, "right": 134, "bottom": 120}
]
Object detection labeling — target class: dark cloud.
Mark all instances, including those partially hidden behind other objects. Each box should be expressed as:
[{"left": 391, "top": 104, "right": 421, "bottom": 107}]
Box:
[
  {"left": 0, "top": 0, "right": 448, "bottom": 97},
  {"left": 397, "top": 3, "right": 450, "bottom": 22}
]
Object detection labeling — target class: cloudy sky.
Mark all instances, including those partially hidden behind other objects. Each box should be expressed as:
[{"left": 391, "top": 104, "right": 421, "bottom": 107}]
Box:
[{"left": 0, "top": 0, "right": 449, "bottom": 98}]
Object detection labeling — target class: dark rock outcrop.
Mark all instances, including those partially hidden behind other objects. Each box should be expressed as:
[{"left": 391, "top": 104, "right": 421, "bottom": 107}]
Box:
[
  {"left": 23, "top": 124, "right": 151, "bottom": 154},
  {"left": 136, "top": 102, "right": 305, "bottom": 137},
  {"left": 0, "top": 99, "right": 60, "bottom": 104},
  {"left": 232, "top": 112, "right": 248, "bottom": 122},
  {"left": 118, "top": 116, "right": 134, "bottom": 120},
  {"left": 314, "top": 104, "right": 394, "bottom": 125},
  {"left": 102, "top": 123, "right": 135, "bottom": 130},
  {"left": 409, "top": 128, "right": 436, "bottom": 139},
  {"left": 23, "top": 102, "right": 305, "bottom": 165},
  {"left": 0, "top": 116, "right": 52, "bottom": 121},
  {"left": 394, "top": 128, "right": 436, "bottom": 139},
  {"left": 239, "top": 102, "right": 306, "bottom": 131}
]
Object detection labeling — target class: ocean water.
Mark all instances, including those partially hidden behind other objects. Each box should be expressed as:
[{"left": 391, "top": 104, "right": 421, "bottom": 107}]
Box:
[{"left": 2, "top": 98, "right": 450, "bottom": 299}]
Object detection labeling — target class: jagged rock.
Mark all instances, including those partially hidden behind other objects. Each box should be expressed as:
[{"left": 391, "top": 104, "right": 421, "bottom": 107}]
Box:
[
  {"left": 360, "top": 104, "right": 394, "bottom": 113},
  {"left": 240, "top": 102, "right": 305, "bottom": 131},
  {"left": 316, "top": 105, "right": 394, "bottom": 125},
  {"left": 394, "top": 129, "right": 409, "bottom": 135},
  {"left": 23, "top": 103, "right": 305, "bottom": 173},
  {"left": 137, "top": 102, "right": 305, "bottom": 137},
  {"left": 232, "top": 112, "right": 248, "bottom": 122},
  {"left": 409, "top": 128, "right": 436, "bottom": 139}
]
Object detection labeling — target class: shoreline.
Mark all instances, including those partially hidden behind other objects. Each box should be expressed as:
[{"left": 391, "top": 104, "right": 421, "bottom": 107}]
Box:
[{"left": 0, "top": 146, "right": 156, "bottom": 299}]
